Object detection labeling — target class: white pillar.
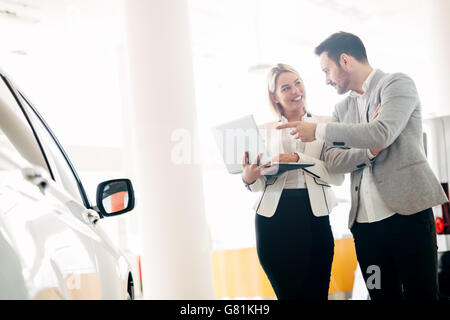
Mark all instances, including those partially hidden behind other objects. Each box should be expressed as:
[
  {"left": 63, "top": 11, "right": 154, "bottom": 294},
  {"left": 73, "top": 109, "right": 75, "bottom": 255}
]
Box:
[
  {"left": 428, "top": 0, "right": 450, "bottom": 117},
  {"left": 123, "top": 0, "right": 214, "bottom": 299}
]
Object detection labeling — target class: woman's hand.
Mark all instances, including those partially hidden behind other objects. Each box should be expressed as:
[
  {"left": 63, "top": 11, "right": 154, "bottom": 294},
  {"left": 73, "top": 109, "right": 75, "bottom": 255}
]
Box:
[
  {"left": 271, "top": 153, "right": 300, "bottom": 163},
  {"left": 242, "top": 152, "right": 271, "bottom": 185}
]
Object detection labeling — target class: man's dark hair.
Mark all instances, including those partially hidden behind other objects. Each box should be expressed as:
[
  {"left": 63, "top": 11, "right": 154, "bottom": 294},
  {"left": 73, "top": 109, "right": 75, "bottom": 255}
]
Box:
[{"left": 315, "top": 31, "right": 368, "bottom": 66}]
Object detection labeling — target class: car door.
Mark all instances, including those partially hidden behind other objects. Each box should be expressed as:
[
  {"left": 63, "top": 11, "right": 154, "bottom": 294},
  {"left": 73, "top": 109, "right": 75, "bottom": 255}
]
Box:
[{"left": 0, "top": 166, "right": 103, "bottom": 299}]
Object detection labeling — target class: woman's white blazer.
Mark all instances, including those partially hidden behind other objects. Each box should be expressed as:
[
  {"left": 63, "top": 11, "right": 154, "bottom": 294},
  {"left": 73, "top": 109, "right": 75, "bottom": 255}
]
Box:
[{"left": 247, "top": 114, "right": 345, "bottom": 218}]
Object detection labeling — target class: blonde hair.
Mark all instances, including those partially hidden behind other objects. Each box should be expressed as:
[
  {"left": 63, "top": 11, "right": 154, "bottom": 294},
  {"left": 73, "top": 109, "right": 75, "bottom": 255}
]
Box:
[{"left": 267, "top": 63, "right": 305, "bottom": 120}]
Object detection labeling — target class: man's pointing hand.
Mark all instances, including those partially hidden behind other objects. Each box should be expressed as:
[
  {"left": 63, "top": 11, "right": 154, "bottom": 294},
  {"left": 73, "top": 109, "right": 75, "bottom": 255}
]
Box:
[{"left": 276, "top": 121, "right": 317, "bottom": 142}]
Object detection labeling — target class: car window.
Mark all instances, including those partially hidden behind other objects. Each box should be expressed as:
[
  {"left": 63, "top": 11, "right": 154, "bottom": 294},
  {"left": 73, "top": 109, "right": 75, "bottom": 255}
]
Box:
[
  {"left": 0, "top": 75, "right": 49, "bottom": 171},
  {"left": 16, "top": 92, "right": 91, "bottom": 208},
  {"left": 0, "top": 127, "right": 26, "bottom": 171},
  {"left": 0, "top": 127, "right": 17, "bottom": 156}
]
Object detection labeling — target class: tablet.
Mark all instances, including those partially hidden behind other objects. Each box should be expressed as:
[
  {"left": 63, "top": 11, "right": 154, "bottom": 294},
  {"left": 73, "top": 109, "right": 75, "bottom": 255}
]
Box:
[{"left": 211, "top": 115, "right": 314, "bottom": 175}]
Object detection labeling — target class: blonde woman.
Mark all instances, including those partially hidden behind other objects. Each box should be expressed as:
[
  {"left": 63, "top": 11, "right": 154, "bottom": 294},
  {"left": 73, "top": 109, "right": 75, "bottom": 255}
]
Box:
[{"left": 242, "top": 64, "right": 344, "bottom": 300}]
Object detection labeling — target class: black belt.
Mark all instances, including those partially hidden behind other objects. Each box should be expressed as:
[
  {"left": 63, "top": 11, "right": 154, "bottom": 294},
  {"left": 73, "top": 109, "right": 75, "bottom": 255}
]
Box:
[{"left": 281, "top": 188, "right": 308, "bottom": 197}]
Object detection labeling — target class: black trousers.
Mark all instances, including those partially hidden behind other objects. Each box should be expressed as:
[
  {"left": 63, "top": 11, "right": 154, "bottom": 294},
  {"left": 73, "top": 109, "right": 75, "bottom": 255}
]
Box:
[
  {"left": 351, "top": 208, "right": 439, "bottom": 300},
  {"left": 255, "top": 189, "right": 334, "bottom": 300}
]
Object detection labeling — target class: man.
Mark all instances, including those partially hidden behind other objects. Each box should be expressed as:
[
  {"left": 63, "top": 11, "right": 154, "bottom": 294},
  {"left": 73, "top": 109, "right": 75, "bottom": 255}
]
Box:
[{"left": 277, "top": 31, "right": 448, "bottom": 300}]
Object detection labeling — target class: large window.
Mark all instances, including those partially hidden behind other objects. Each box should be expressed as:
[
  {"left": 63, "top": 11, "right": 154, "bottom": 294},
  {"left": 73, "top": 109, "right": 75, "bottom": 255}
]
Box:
[{"left": 188, "top": 0, "right": 354, "bottom": 250}]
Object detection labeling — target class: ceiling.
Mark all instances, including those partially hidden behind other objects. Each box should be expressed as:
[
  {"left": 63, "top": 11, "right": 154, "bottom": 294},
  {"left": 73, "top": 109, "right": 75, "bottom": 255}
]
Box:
[
  {"left": 0, "top": 0, "right": 446, "bottom": 119},
  {"left": 0, "top": 0, "right": 434, "bottom": 64},
  {"left": 0, "top": 0, "right": 123, "bottom": 55}
]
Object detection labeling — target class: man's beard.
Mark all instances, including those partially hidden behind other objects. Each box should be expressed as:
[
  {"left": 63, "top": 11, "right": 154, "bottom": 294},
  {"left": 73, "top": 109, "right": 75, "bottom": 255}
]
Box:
[
  {"left": 335, "top": 69, "right": 351, "bottom": 95},
  {"left": 336, "top": 78, "right": 350, "bottom": 95}
]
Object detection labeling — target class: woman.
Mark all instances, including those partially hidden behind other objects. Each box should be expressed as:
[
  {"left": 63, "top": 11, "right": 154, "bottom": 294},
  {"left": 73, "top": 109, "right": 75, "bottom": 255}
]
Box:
[{"left": 242, "top": 63, "right": 344, "bottom": 300}]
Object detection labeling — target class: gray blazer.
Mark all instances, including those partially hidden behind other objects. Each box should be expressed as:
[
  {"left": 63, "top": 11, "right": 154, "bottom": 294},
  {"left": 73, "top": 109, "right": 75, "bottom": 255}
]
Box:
[{"left": 322, "top": 69, "right": 448, "bottom": 228}]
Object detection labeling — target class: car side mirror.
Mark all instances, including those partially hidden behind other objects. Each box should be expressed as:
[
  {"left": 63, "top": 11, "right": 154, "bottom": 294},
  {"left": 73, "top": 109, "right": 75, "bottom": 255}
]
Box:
[{"left": 96, "top": 179, "right": 135, "bottom": 217}]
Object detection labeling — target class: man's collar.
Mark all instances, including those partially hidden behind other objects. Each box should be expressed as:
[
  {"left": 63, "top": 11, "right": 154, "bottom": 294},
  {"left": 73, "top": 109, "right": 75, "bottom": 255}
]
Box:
[{"left": 350, "top": 68, "right": 378, "bottom": 97}]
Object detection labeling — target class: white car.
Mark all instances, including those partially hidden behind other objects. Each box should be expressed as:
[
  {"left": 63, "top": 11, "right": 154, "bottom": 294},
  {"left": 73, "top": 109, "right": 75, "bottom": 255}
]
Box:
[{"left": 0, "top": 69, "right": 136, "bottom": 300}]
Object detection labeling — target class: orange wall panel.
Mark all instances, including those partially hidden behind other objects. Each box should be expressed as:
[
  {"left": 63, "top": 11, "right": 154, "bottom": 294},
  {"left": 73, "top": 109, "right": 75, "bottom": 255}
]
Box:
[{"left": 211, "top": 237, "right": 357, "bottom": 298}]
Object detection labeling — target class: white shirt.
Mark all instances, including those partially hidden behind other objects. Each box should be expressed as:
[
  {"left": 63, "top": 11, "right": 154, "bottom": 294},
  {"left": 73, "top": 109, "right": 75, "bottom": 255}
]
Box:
[
  {"left": 280, "top": 116, "right": 306, "bottom": 189},
  {"left": 317, "top": 69, "right": 395, "bottom": 223}
]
